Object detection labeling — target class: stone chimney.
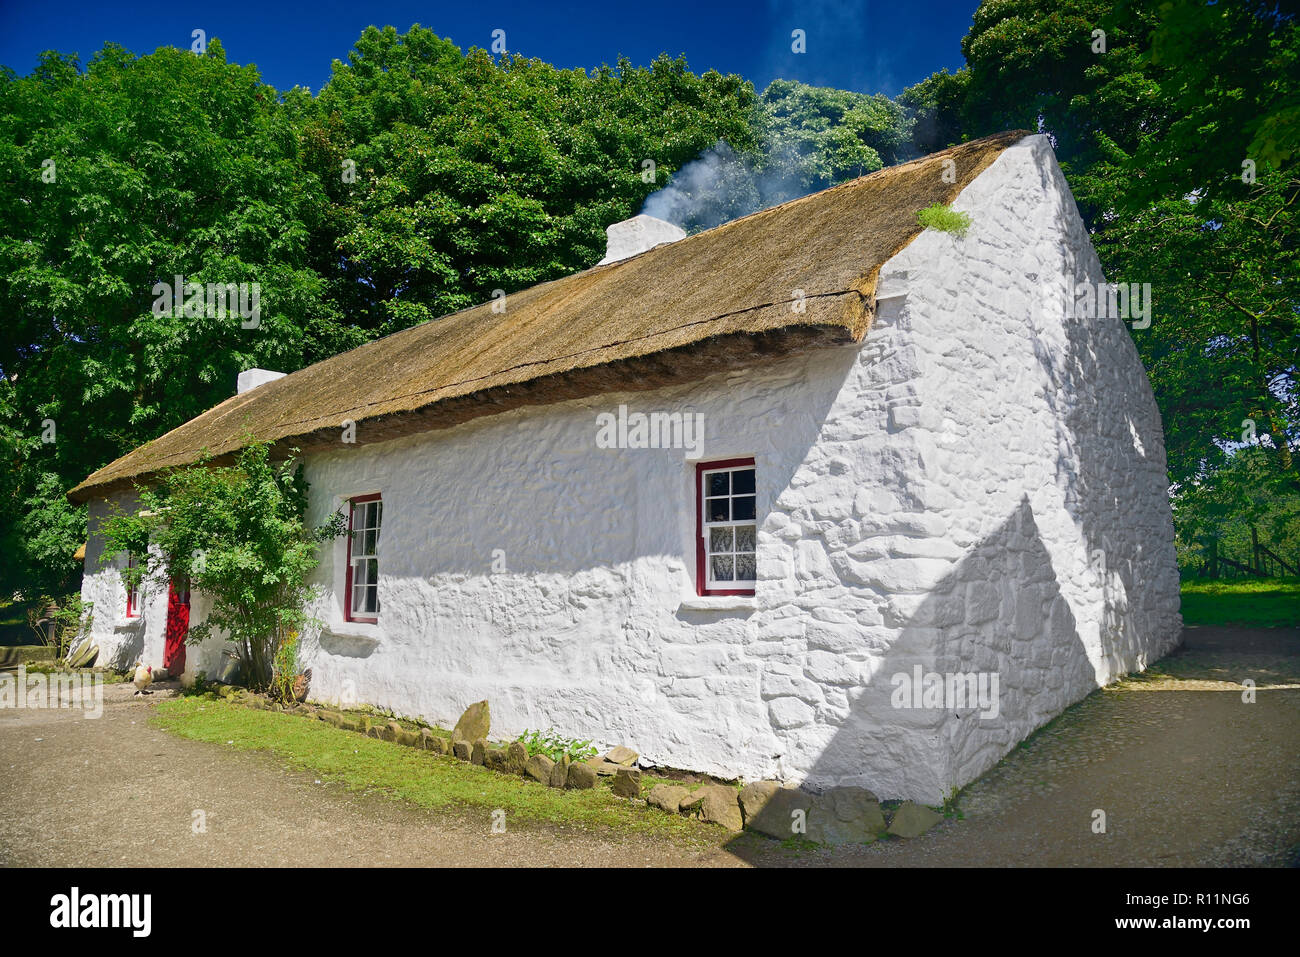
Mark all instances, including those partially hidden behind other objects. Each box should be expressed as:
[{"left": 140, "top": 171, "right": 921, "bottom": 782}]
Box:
[
  {"left": 598, "top": 214, "right": 686, "bottom": 265},
  {"left": 237, "top": 368, "right": 286, "bottom": 394}
]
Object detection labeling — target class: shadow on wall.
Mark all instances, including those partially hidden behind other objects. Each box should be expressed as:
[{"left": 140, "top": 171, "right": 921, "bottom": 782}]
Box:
[
  {"left": 102, "top": 630, "right": 144, "bottom": 670},
  {"left": 1033, "top": 179, "right": 1179, "bottom": 678},
  {"left": 721, "top": 497, "right": 1095, "bottom": 862}
]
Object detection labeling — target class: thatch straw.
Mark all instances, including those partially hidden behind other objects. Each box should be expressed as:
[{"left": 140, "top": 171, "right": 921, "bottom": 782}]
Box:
[{"left": 70, "top": 131, "right": 1029, "bottom": 501}]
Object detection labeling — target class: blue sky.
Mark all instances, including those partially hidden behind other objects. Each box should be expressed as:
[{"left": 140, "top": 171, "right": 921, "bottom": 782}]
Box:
[{"left": 0, "top": 0, "right": 978, "bottom": 98}]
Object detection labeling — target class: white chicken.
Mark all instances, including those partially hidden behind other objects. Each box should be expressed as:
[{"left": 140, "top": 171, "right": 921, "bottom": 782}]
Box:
[{"left": 132, "top": 661, "right": 153, "bottom": 696}]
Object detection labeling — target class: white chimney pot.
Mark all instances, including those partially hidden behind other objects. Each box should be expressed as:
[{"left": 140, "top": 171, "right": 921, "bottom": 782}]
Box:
[
  {"left": 237, "top": 368, "right": 286, "bottom": 394},
  {"left": 598, "top": 214, "right": 686, "bottom": 265}
]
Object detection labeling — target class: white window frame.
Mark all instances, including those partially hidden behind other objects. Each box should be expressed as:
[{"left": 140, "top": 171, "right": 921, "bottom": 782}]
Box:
[
  {"left": 699, "top": 461, "right": 757, "bottom": 594},
  {"left": 345, "top": 495, "right": 382, "bottom": 623}
]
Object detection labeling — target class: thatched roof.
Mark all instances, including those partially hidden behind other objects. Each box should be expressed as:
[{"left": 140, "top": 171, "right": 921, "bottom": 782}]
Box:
[{"left": 70, "top": 131, "right": 1029, "bottom": 502}]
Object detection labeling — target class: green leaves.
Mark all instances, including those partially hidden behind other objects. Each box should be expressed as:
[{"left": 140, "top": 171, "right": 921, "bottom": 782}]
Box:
[
  {"left": 314, "top": 33, "right": 759, "bottom": 333},
  {"left": 98, "top": 441, "right": 344, "bottom": 690},
  {"left": 517, "top": 728, "right": 598, "bottom": 763}
]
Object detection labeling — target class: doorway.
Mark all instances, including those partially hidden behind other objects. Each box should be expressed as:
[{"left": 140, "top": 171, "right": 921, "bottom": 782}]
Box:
[{"left": 163, "top": 580, "right": 190, "bottom": 676}]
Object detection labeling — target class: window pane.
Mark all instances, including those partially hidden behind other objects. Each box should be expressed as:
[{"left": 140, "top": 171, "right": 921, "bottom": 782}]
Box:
[
  {"left": 733, "top": 495, "right": 756, "bottom": 521},
  {"left": 706, "top": 497, "right": 730, "bottom": 522},
  {"left": 735, "top": 525, "right": 756, "bottom": 553},
  {"left": 352, "top": 561, "right": 379, "bottom": 615},
  {"left": 707, "top": 472, "right": 729, "bottom": 496},
  {"left": 347, "top": 498, "right": 381, "bottom": 619},
  {"left": 735, "top": 552, "right": 756, "bottom": 581},
  {"left": 732, "top": 469, "right": 755, "bottom": 495},
  {"left": 710, "top": 526, "right": 733, "bottom": 553},
  {"left": 710, "top": 554, "right": 734, "bottom": 582}
]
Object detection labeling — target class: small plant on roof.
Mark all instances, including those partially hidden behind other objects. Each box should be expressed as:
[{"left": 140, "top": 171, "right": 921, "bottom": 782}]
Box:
[{"left": 916, "top": 203, "right": 973, "bottom": 238}]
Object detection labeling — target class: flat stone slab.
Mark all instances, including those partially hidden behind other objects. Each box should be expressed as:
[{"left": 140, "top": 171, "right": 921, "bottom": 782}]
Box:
[
  {"left": 887, "top": 801, "right": 944, "bottom": 838},
  {"left": 646, "top": 783, "right": 690, "bottom": 812},
  {"left": 602, "top": 746, "right": 639, "bottom": 766},
  {"left": 738, "top": 783, "right": 813, "bottom": 840},
  {"left": 807, "top": 786, "right": 886, "bottom": 845}
]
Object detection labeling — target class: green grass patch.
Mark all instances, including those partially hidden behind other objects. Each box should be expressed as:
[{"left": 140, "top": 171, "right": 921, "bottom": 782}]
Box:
[
  {"left": 151, "top": 696, "right": 710, "bottom": 840},
  {"left": 1180, "top": 578, "right": 1300, "bottom": 627}
]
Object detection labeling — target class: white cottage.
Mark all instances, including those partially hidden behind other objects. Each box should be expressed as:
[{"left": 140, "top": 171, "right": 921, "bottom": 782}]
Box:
[{"left": 71, "top": 132, "right": 1182, "bottom": 802}]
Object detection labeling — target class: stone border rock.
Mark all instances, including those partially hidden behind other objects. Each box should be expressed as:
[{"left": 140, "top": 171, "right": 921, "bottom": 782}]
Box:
[{"left": 227, "top": 692, "right": 946, "bottom": 844}]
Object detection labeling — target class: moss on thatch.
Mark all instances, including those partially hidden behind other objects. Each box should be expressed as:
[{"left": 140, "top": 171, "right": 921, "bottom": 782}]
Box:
[{"left": 70, "top": 131, "right": 1029, "bottom": 501}]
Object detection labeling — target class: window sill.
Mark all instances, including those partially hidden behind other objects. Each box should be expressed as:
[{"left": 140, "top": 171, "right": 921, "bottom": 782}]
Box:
[
  {"left": 324, "top": 620, "right": 383, "bottom": 642},
  {"left": 678, "top": 595, "right": 756, "bottom": 612},
  {"left": 320, "top": 621, "right": 383, "bottom": 658},
  {"left": 114, "top": 617, "right": 143, "bottom": 630}
]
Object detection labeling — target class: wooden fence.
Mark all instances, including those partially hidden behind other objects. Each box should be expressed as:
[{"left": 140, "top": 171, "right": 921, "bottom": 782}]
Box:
[{"left": 1199, "top": 538, "right": 1299, "bottom": 579}]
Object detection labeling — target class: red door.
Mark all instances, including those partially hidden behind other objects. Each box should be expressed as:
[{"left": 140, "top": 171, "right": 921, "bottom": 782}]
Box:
[{"left": 164, "top": 580, "right": 190, "bottom": 676}]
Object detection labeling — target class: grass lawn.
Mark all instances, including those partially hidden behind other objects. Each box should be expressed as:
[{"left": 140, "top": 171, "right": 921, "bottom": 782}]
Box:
[
  {"left": 1180, "top": 578, "right": 1300, "bottom": 628},
  {"left": 152, "top": 696, "right": 713, "bottom": 841}
]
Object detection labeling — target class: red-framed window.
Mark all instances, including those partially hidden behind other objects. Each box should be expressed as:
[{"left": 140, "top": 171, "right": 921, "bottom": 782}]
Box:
[
  {"left": 344, "top": 494, "right": 382, "bottom": 623},
  {"left": 695, "top": 458, "right": 757, "bottom": 596},
  {"left": 125, "top": 553, "right": 141, "bottom": 618}
]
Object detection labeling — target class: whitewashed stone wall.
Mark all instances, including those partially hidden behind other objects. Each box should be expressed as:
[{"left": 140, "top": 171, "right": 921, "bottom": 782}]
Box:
[
  {"left": 79, "top": 134, "right": 1180, "bottom": 802},
  {"left": 81, "top": 494, "right": 170, "bottom": 672},
  {"left": 801, "top": 136, "right": 1182, "bottom": 800}
]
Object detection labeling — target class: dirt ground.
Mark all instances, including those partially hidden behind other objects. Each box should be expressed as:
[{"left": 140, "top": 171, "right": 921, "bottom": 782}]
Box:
[{"left": 2, "top": 625, "right": 1297, "bottom": 867}]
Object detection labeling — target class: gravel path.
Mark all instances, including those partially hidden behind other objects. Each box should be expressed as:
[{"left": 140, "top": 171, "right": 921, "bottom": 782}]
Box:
[{"left": 2, "top": 625, "right": 1296, "bottom": 867}]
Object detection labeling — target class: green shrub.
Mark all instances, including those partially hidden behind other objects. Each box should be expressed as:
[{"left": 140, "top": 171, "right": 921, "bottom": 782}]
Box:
[
  {"left": 98, "top": 440, "right": 345, "bottom": 691},
  {"left": 516, "top": 728, "right": 598, "bottom": 763},
  {"left": 268, "top": 632, "right": 301, "bottom": 704}
]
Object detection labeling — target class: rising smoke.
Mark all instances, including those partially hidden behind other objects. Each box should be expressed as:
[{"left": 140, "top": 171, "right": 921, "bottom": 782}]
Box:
[{"left": 640, "top": 141, "right": 807, "bottom": 234}]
